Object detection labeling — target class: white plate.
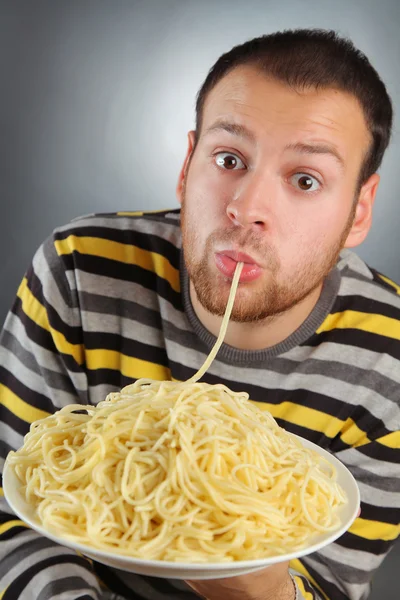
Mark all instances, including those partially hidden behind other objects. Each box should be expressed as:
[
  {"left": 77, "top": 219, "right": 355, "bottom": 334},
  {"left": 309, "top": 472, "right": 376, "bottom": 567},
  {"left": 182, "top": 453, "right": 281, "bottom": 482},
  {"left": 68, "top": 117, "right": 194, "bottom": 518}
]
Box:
[{"left": 3, "top": 436, "right": 360, "bottom": 580}]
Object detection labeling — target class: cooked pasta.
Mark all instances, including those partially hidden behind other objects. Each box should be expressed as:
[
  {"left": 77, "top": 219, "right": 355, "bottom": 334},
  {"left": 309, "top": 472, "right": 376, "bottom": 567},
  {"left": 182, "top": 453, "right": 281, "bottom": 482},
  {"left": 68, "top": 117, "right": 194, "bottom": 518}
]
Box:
[{"left": 6, "top": 262, "right": 347, "bottom": 562}]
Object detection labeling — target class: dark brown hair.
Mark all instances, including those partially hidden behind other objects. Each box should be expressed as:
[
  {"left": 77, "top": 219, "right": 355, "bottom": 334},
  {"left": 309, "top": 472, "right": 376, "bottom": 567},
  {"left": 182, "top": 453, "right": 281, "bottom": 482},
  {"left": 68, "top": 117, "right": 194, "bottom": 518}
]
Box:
[{"left": 195, "top": 29, "right": 393, "bottom": 189}]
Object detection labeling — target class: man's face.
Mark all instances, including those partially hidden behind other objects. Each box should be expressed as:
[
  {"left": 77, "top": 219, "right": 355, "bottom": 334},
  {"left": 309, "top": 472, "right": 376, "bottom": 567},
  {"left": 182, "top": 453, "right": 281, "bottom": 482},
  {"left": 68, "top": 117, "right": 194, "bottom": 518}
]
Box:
[{"left": 179, "top": 66, "right": 373, "bottom": 322}]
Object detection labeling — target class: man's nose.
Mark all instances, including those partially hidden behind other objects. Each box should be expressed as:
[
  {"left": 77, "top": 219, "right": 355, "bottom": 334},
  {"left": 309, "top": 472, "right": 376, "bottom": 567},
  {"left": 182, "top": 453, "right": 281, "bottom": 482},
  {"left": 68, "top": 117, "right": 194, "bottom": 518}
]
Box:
[{"left": 226, "top": 171, "right": 274, "bottom": 231}]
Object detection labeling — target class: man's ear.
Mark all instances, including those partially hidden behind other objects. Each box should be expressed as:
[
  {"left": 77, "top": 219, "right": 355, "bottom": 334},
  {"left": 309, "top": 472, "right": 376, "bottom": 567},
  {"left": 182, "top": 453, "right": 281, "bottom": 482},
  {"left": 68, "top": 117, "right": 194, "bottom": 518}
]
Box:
[
  {"left": 176, "top": 131, "right": 196, "bottom": 205},
  {"left": 344, "top": 173, "right": 380, "bottom": 248}
]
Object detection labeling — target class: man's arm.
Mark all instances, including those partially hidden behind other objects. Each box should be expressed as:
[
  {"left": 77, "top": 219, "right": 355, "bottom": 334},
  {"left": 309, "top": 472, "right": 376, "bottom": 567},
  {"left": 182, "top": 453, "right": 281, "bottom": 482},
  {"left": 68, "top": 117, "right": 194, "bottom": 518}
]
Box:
[
  {"left": 186, "top": 561, "right": 298, "bottom": 600},
  {"left": 0, "top": 236, "right": 104, "bottom": 599}
]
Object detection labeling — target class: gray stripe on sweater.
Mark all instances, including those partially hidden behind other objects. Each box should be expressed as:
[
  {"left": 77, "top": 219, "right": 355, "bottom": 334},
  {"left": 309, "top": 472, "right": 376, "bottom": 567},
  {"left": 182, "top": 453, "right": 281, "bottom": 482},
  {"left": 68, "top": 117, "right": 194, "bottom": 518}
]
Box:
[
  {"left": 0, "top": 330, "right": 74, "bottom": 395},
  {"left": 37, "top": 577, "right": 101, "bottom": 600}
]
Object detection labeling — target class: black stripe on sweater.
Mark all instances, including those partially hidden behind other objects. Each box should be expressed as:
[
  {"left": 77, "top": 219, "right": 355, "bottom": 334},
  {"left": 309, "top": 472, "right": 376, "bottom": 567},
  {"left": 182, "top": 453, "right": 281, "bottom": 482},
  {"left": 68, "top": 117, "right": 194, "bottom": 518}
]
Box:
[
  {"left": 304, "top": 329, "right": 400, "bottom": 361},
  {"left": 11, "top": 298, "right": 83, "bottom": 373},
  {"left": 3, "top": 554, "right": 96, "bottom": 600},
  {"left": 27, "top": 268, "right": 83, "bottom": 346},
  {"left": 0, "top": 401, "right": 33, "bottom": 437},
  {"left": 336, "top": 531, "right": 394, "bottom": 555},
  {"left": 59, "top": 252, "right": 183, "bottom": 310},
  {"left": 357, "top": 439, "right": 399, "bottom": 464},
  {"left": 360, "top": 502, "right": 400, "bottom": 525},
  {"left": 295, "top": 573, "right": 318, "bottom": 598},
  {"left": 0, "top": 366, "right": 56, "bottom": 416},
  {"left": 54, "top": 226, "right": 181, "bottom": 271},
  {"left": 84, "top": 332, "right": 168, "bottom": 367},
  {"left": 331, "top": 295, "right": 400, "bottom": 321},
  {"left": 92, "top": 562, "right": 144, "bottom": 599},
  {"left": 301, "top": 559, "right": 349, "bottom": 600},
  {"left": 0, "top": 525, "right": 30, "bottom": 542}
]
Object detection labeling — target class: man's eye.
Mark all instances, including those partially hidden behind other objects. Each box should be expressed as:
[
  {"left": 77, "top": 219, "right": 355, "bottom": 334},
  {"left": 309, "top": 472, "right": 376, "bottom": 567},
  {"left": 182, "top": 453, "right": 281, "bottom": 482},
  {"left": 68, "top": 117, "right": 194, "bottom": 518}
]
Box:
[
  {"left": 215, "top": 152, "right": 246, "bottom": 170},
  {"left": 290, "top": 173, "right": 321, "bottom": 192}
]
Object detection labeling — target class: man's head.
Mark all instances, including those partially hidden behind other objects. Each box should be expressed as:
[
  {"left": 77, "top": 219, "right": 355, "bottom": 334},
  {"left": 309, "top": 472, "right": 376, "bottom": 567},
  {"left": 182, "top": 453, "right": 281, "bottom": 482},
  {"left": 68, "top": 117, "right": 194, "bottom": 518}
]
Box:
[{"left": 177, "top": 29, "right": 393, "bottom": 322}]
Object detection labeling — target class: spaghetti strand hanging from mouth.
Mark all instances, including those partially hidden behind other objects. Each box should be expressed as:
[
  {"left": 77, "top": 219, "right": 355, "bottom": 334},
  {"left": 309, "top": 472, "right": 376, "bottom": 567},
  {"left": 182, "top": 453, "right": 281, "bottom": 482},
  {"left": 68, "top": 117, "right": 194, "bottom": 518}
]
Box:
[{"left": 6, "top": 261, "right": 347, "bottom": 562}]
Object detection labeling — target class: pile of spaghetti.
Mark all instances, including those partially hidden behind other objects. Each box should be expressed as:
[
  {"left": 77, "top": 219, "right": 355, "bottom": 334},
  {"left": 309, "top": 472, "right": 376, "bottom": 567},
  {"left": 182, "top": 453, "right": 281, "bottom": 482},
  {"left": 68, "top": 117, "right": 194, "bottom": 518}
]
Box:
[
  {"left": 7, "top": 379, "right": 346, "bottom": 562},
  {"left": 6, "top": 263, "right": 346, "bottom": 562}
]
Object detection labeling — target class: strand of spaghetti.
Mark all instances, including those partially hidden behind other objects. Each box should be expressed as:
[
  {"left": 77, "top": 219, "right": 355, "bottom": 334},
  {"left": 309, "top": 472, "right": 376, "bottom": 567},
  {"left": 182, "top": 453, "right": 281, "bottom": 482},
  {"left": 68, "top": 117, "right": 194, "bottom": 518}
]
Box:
[
  {"left": 5, "top": 258, "right": 348, "bottom": 562},
  {"left": 186, "top": 261, "right": 243, "bottom": 384}
]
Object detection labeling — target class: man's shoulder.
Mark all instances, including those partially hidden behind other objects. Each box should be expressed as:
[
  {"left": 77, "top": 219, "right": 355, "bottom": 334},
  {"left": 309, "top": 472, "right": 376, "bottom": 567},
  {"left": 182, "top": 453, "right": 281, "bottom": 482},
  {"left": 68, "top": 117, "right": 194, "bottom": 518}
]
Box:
[
  {"left": 70, "top": 207, "right": 181, "bottom": 224},
  {"left": 56, "top": 208, "right": 181, "bottom": 239},
  {"left": 49, "top": 208, "right": 182, "bottom": 265},
  {"left": 337, "top": 249, "right": 400, "bottom": 311},
  {"left": 31, "top": 208, "right": 183, "bottom": 305}
]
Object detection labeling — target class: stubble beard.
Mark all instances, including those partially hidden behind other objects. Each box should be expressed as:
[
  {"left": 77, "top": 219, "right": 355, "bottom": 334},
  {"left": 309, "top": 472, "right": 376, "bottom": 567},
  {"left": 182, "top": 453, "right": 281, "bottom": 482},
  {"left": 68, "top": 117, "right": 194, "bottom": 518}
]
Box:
[{"left": 181, "top": 196, "right": 355, "bottom": 324}]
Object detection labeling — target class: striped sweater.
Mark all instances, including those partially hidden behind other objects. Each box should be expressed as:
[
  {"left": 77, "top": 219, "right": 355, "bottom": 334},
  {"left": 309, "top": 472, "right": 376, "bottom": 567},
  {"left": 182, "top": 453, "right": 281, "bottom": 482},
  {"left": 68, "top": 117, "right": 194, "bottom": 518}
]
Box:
[{"left": 0, "top": 209, "right": 399, "bottom": 600}]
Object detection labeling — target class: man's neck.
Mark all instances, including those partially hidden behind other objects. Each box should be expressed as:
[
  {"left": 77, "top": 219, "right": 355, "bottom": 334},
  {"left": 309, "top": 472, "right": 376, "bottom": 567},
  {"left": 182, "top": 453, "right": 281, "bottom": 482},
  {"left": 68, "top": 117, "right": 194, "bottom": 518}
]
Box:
[{"left": 190, "top": 281, "right": 324, "bottom": 351}]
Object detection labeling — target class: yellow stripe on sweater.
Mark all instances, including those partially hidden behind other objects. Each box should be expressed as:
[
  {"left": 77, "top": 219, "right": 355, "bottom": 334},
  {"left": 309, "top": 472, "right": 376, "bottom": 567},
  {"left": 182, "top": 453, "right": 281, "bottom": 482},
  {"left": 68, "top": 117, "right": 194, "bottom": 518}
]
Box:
[
  {"left": 117, "top": 211, "right": 144, "bottom": 217},
  {"left": 378, "top": 273, "right": 400, "bottom": 294},
  {"left": 293, "top": 575, "right": 316, "bottom": 600},
  {"left": 0, "top": 384, "right": 49, "bottom": 424},
  {"left": 340, "top": 418, "right": 370, "bottom": 448},
  {"left": 17, "top": 278, "right": 85, "bottom": 365},
  {"left": 290, "top": 559, "right": 329, "bottom": 600},
  {"left": 377, "top": 431, "right": 400, "bottom": 449},
  {"left": 253, "top": 401, "right": 343, "bottom": 437},
  {"left": 116, "top": 209, "right": 170, "bottom": 217},
  {"left": 348, "top": 518, "right": 400, "bottom": 541},
  {"left": 253, "top": 401, "right": 371, "bottom": 447},
  {"left": 54, "top": 236, "right": 180, "bottom": 293},
  {"left": 0, "top": 520, "right": 29, "bottom": 536},
  {"left": 318, "top": 310, "right": 400, "bottom": 341},
  {"left": 85, "top": 349, "right": 170, "bottom": 381}
]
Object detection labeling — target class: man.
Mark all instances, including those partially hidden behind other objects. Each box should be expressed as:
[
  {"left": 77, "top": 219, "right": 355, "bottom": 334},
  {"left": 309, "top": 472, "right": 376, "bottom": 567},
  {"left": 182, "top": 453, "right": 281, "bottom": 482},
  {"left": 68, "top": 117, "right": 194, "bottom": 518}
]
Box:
[{"left": 0, "top": 28, "right": 398, "bottom": 600}]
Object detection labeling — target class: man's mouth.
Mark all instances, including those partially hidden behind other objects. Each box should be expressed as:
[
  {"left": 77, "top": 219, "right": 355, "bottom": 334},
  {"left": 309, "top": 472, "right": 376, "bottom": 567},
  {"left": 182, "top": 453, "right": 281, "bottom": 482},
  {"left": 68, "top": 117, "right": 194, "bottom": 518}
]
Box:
[{"left": 215, "top": 250, "right": 263, "bottom": 282}]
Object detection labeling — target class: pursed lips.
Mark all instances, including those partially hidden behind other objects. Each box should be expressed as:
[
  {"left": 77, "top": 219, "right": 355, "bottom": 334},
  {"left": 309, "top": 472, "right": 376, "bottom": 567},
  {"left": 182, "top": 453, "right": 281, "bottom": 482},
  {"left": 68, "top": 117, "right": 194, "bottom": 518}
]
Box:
[
  {"left": 217, "top": 250, "right": 260, "bottom": 265},
  {"left": 214, "top": 250, "right": 263, "bottom": 282}
]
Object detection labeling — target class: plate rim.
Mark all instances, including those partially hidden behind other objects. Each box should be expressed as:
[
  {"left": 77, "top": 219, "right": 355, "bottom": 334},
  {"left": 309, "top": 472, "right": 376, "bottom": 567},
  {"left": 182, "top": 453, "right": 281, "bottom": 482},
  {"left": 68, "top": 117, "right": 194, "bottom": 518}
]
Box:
[{"left": 3, "top": 434, "right": 360, "bottom": 571}]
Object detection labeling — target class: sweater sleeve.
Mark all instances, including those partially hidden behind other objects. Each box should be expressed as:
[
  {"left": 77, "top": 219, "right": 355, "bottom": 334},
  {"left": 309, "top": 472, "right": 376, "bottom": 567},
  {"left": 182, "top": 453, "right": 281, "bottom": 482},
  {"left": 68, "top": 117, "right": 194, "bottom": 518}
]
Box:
[
  {"left": 289, "top": 431, "right": 400, "bottom": 600},
  {"left": 0, "top": 236, "right": 105, "bottom": 599}
]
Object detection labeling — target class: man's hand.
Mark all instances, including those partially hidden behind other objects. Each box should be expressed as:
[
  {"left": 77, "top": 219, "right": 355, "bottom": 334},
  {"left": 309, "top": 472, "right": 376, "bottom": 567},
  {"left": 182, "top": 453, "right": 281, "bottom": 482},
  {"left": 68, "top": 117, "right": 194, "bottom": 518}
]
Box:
[{"left": 185, "top": 560, "right": 296, "bottom": 600}]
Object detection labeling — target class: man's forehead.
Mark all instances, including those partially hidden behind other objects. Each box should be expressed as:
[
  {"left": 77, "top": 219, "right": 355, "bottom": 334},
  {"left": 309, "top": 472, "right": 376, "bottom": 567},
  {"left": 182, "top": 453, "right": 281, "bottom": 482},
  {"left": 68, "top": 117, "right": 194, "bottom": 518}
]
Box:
[
  {"left": 200, "top": 66, "right": 371, "bottom": 155},
  {"left": 203, "top": 66, "right": 363, "bottom": 121}
]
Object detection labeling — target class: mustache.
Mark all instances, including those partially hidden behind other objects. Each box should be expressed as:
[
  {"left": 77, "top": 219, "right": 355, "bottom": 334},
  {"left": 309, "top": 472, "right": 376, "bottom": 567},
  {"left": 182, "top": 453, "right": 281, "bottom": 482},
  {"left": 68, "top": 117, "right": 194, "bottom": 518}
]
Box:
[{"left": 206, "top": 228, "right": 280, "bottom": 270}]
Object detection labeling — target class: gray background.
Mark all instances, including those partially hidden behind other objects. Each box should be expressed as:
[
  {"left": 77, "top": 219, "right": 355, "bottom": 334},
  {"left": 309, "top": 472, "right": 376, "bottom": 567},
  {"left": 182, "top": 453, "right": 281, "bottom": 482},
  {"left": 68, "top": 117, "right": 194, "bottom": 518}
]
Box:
[{"left": 0, "top": 1, "right": 398, "bottom": 598}]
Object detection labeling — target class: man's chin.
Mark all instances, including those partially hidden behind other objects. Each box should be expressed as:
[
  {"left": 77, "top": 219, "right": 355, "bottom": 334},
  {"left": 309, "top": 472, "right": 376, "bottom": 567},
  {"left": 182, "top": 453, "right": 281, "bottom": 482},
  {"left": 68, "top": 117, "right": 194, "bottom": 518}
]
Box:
[
  {"left": 189, "top": 260, "right": 277, "bottom": 321},
  {"left": 195, "top": 293, "right": 268, "bottom": 323},
  {"left": 195, "top": 295, "right": 228, "bottom": 319},
  {"left": 192, "top": 273, "right": 265, "bottom": 319}
]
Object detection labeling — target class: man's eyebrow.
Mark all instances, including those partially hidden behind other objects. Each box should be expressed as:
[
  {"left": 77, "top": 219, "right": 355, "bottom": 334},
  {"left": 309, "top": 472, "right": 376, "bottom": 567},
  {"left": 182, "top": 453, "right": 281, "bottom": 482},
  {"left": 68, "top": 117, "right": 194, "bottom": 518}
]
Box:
[
  {"left": 203, "top": 124, "right": 345, "bottom": 169},
  {"left": 284, "top": 142, "right": 345, "bottom": 170},
  {"left": 203, "top": 120, "right": 256, "bottom": 143}
]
